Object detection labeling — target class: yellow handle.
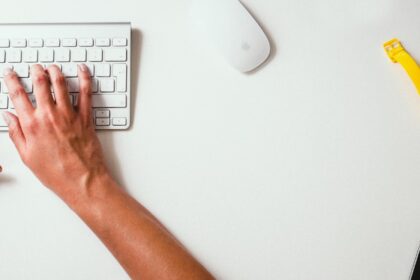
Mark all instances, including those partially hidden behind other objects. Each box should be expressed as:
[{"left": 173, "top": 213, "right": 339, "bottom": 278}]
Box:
[{"left": 384, "top": 38, "right": 420, "bottom": 94}]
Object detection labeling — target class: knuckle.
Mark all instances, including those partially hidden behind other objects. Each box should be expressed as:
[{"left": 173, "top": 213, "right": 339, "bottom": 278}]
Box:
[
  {"left": 8, "top": 125, "right": 17, "bottom": 139},
  {"left": 52, "top": 74, "right": 66, "bottom": 85},
  {"left": 10, "top": 87, "right": 27, "bottom": 98},
  {"left": 5, "top": 72, "right": 17, "bottom": 82},
  {"left": 5, "top": 73, "right": 19, "bottom": 84},
  {"left": 33, "top": 73, "right": 48, "bottom": 85}
]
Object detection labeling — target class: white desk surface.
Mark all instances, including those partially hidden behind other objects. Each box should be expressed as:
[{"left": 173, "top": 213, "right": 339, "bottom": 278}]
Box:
[{"left": 0, "top": 0, "right": 420, "bottom": 279}]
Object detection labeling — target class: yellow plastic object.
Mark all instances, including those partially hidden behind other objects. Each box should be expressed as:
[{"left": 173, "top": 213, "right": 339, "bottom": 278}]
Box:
[{"left": 384, "top": 38, "right": 420, "bottom": 94}]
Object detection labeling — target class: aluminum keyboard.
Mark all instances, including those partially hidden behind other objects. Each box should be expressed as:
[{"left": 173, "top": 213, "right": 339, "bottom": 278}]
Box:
[{"left": 0, "top": 22, "right": 131, "bottom": 130}]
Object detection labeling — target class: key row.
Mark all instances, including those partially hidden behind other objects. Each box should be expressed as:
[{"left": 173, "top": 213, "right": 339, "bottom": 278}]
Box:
[
  {"left": 0, "top": 63, "right": 128, "bottom": 93},
  {"left": 0, "top": 38, "right": 127, "bottom": 48},
  {"left": 0, "top": 62, "right": 126, "bottom": 78},
  {"left": 0, "top": 76, "right": 124, "bottom": 93},
  {"left": 0, "top": 48, "right": 127, "bottom": 63},
  {"left": 95, "top": 110, "right": 127, "bottom": 127},
  {"left": 0, "top": 94, "right": 127, "bottom": 109}
]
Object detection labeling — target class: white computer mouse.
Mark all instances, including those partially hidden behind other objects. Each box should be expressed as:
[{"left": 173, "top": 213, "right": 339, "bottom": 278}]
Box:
[{"left": 190, "top": 0, "right": 271, "bottom": 73}]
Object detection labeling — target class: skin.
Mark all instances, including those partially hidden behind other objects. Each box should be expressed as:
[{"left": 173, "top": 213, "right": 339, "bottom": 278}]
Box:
[{"left": 2, "top": 64, "right": 214, "bottom": 280}]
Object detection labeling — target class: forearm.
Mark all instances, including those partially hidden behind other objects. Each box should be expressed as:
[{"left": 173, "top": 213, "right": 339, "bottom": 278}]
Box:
[
  {"left": 64, "top": 173, "right": 214, "bottom": 280},
  {"left": 3, "top": 65, "right": 213, "bottom": 279}
]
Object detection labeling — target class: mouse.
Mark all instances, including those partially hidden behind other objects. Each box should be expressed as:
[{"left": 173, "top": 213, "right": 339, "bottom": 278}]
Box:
[{"left": 189, "top": 0, "right": 271, "bottom": 73}]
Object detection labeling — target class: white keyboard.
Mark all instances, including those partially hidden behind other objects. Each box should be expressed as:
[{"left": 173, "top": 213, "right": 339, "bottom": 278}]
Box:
[{"left": 0, "top": 22, "right": 131, "bottom": 130}]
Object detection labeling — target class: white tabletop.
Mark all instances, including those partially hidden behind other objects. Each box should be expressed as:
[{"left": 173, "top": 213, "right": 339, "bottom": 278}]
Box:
[{"left": 1, "top": 0, "right": 420, "bottom": 279}]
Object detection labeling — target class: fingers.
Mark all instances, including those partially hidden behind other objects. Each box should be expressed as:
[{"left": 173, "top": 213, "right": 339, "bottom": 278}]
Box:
[
  {"left": 31, "top": 64, "right": 54, "bottom": 110},
  {"left": 3, "top": 68, "right": 34, "bottom": 119},
  {"left": 2, "top": 111, "right": 26, "bottom": 154},
  {"left": 47, "top": 65, "right": 72, "bottom": 110},
  {"left": 77, "top": 64, "right": 92, "bottom": 124}
]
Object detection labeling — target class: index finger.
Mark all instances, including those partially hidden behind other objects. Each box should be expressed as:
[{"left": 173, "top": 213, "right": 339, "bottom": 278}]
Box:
[{"left": 3, "top": 67, "right": 34, "bottom": 119}]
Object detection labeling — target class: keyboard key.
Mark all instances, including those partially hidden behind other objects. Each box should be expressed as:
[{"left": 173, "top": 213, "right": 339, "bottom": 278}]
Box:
[
  {"left": 113, "top": 64, "right": 127, "bottom": 92},
  {"left": 28, "top": 38, "right": 43, "bottom": 47},
  {"left": 92, "top": 94, "right": 126, "bottom": 108},
  {"left": 79, "top": 38, "right": 94, "bottom": 47},
  {"left": 11, "top": 39, "right": 26, "bottom": 48},
  {"left": 45, "top": 38, "right": 60, "bottom": 47},
  {"left": 0, "top": 64, "right": 13, "bottom": 78},
  {"left": 13, "top": 64, "right": 29, "bottom": 78},
  {"left": 96, "top": 38, "right": 110, "bottom": 47},
  {"left": 29, "top": 95, "right": 37, "bottom": 107},
  {"left": 0, "top": 39, "right": 10, "bottom": 48},
  {"left": 71, "top": 49, "right": 87, "bottom": 62},
  {"left": 70, "top": 95, "right": 76, "bottom": 105},
  {"left": 96, "top": 110, "right": 110, "bottom": 118},
  {"left": 0, "top": 95, "right": 8, "bottom": 109},
  {"left": 6, "top": 49, "right": 21, "bottom": 63},
  {"left": 0, "top": 117, "right": 6, "bottom": 127},
  {"left": 96, "top": 118, "right": 110, "bottom": 126},
  {"left": 99, "top": 78, "right": 115, "bottom": 92},
  {"left": 22, "top": 49, "right": 38, "bottom": 62},
  {"left": 56, "top": 49, "right": 70, "bottom": 62},
  {"left": 92, "top": 78, "right": 98, "bottom": 92},
  {"left": 21, "top": 78, "right": 33, "bottom": 93},
  {"left": 0, "top": 50, "right": 5, "bottom": 63},
  {"left": 113, "top": 38, "right": 127, "bottom": 46},
  {"left": 39, "top": 49, "right": 54, "bottom": 62},
  {"left": 95, "top": 64, "right": 111, "bottom": 77},
  {"left": 66, "top": 78, "right": 79, "bottom": 92},
  {"left": 62, "top": 38, "right": 77, "bottom": 47},
  {"left": 1, "top": 81, "right": 8, "bottom": 93},
  {"left": 66, "top": 78, "right": 98, "bottom": 93},
  {"left": 62, "top": 64, "right": 78, "bottom": 77},
  {"left": 104, "top": 48, "right": 127, "bottom": 62},
  {"left": 112, "top": 117, "right": 127, "bottom": 126},
  {"left": 87, "top": 48, "right": 103, "bottom": 62}
]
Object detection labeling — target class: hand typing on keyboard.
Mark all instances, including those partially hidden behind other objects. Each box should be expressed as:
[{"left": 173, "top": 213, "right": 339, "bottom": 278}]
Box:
[
  {"left": 2, "top": 62, "right": 213, "bottom": 279},
  {"left": 0, "top": 28, "right": 131, "bottom": 131},
  {"left": 2, "top": 64, "right": 107, "bottom": 197}
]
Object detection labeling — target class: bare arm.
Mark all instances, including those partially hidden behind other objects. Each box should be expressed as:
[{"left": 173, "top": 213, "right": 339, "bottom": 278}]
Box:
[{"left": 2, "top": 64, "right": 214, "bottom": 280}]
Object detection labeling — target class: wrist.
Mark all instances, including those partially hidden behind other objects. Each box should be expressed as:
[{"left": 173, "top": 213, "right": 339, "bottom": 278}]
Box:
[{"left": 60, "top": 168, "right": 119, "bottom": 213}]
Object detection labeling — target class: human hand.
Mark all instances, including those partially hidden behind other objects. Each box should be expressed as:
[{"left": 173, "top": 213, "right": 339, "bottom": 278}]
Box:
[
  {"left": 1, "top": 65, "right": 214, "bottom": 280},
  {"left": 2, "top": 64, "right": 108, "bottom": 203}
]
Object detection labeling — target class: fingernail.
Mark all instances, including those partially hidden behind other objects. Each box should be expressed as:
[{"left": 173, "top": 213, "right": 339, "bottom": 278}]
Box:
[
  {"left": 78, "top": 64, "right": 88, "bottom": 72},
  {"left": 2, "top": 112, "right": 10, "bottom": 126},
  {"left": 3, "top": 67, "right": 13, "bottom": 77}
]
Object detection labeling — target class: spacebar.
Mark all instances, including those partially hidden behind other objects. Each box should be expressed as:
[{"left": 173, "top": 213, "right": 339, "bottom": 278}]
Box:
[{"left": 91, "top": 94, "right": 127, "bottom": 108}]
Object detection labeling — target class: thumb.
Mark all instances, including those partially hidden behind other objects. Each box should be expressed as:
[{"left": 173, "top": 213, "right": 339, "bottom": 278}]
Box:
[{"left": 2, "top": 112, "right": 26, "bottom": 154}]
